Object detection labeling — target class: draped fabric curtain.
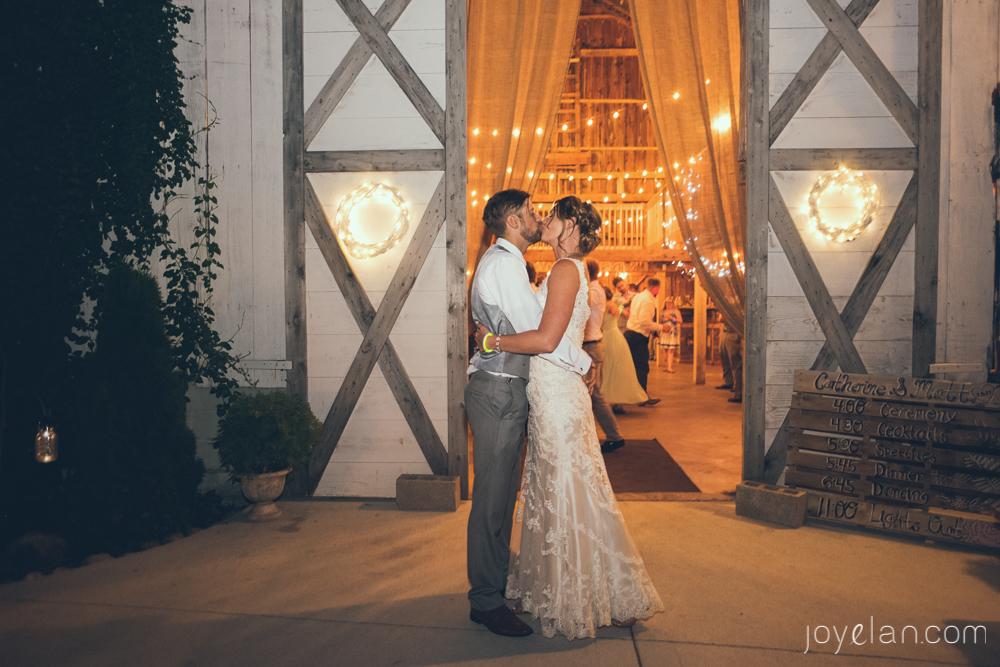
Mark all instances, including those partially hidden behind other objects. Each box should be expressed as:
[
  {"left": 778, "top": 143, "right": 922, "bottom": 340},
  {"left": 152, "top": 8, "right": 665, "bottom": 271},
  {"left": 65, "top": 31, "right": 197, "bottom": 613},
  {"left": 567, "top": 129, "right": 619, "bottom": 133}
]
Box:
[
  {"left": 630, "top": 0, "right": 745, "bottom": 332},
  {"left": 466, "top": 0, "right": 583, "bottom": 267}
]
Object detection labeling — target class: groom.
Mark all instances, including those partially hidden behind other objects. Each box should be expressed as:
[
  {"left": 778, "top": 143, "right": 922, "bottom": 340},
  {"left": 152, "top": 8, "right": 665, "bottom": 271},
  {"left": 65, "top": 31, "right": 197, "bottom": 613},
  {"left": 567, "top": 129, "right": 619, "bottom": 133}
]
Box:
[{"left": 465, "top": 189, "right": 592, "bottom": 637}]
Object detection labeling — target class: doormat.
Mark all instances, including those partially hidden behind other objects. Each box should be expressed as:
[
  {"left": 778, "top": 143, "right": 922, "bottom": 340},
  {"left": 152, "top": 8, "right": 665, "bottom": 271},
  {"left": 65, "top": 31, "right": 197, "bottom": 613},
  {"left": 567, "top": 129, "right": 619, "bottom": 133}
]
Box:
[{"left": 602, "top": 439, "right": 701, "bottom": 494}]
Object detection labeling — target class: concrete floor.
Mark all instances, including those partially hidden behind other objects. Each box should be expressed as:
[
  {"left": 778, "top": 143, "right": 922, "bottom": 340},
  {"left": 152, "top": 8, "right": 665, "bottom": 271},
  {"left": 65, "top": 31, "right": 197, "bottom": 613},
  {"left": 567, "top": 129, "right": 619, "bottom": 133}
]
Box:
[
  {"left": 1, "top": 499, "right": 997, "bottom": 666},
  {"left": 599, "top": 361, "right": 743, "bottom": 494}
]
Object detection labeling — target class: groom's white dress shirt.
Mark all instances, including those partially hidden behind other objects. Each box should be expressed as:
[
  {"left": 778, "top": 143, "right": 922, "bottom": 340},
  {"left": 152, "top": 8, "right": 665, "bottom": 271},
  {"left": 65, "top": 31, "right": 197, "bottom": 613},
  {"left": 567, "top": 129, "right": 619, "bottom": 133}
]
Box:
[{"left": 468, "top": 238, "right": 591, "bottom": 377}]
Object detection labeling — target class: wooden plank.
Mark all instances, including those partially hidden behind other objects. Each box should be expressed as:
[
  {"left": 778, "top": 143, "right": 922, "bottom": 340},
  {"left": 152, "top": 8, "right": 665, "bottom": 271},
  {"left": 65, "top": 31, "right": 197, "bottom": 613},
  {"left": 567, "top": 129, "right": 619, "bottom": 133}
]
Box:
[
  {"left": 693, "top": 275, "right": 706, "bottom": 385},
  {"left": 580, "top": 48, "right": 638, "bottom": 57},
  {"left": 251, "top": 0, "right": 286, "bottom": 372},
  {"left": 805, "top": 490, "right": 1000, "bottom": 549},
  {"left": 793, "top": 369, "right": 1000, "bottom": 410},
  {"left": 335, "top": 0, "right": 446, "bottom": 145},
  {"left": 283, "top": 0, "right": 307, "bottom": 398},
  {"left": 304, "top": 181, "right": 450, "bottom": 490},
  {"left": 445, "top": 0, "right": 469, "bottom": 500},
  {"left": 744, "top": 0, "right": 769, "bottom": 482},
  {"left": 790, "top": 432, "right": 1000, "bottom": 470},
  {"left": 768, "top": 174, "right": 867, "bottom": 374},
  {"left": 787, "top": 467, "right": 1000, "bottom": 515},
  {"left": 304, "top": 149, "right": 445, "bottom": 172},
  {"left": 787, "top": 449, "right": 1000, "bottom": 498},
  {"left": 303, "top": 0, "right": 411, "bottom": 146},
  {"left": 791, "top": 392, "right": 1000, "bottom": 429},
  {"left": 769, "top": 148, "right": 918, "bottom": 171},
  {"left": 791, "top": 408, "right": 1000, "bottom": 450},
  {"left": 804, "top": 0, "right": 920, "bottom": 145},
  {"left": 931, "top": 363, "right": 987, "bottom": 375},
  {"left": 769, "top": 0, "right": 882, "bottom": 146},
  {"left": 913, "top": 0, "right": 943, "bottom": 378},
  {"left": 283, "top": 0, "right": 308, "bottom": 495}
]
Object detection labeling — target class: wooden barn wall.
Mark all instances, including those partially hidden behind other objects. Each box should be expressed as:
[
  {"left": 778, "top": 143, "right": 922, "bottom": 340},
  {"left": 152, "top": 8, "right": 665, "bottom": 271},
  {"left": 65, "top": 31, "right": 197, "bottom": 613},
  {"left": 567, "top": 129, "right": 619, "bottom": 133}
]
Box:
[
  {"left": 170, "top": 1, "right": 286, "bottom": 497},
  {"left": 765, "top": 0, "right": 920, "bottom": 452},
  {"left": 936, "top": 0, "right": 999, "bottom": 382},
  {"left": 764, "top": 0, "right": 1000, "bottom": 461},
  {"left": 303, "top": 0, "right": 449, "bottom": 497}
]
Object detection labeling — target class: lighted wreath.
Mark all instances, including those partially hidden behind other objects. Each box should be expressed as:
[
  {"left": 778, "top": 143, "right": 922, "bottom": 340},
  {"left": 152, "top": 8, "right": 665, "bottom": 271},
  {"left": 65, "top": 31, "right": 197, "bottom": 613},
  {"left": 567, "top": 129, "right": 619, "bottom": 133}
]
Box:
[
  {"left": 333, "top": 182, "right": 410, "bottom": 259},
  {"left": 807, "top": 167, "right": 881, "bottom": 243}
]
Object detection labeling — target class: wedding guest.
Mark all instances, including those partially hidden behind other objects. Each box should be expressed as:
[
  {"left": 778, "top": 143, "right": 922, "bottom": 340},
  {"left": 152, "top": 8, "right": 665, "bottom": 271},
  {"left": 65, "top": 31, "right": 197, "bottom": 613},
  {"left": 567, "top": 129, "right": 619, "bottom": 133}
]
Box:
[
  {"left": 719, "top": 323, "right": 743, "bottom": 403},
  {"left": 658, "top": 296, "right": 682, "bottom": 373},
  {"left": 611, "top": 277, "right": 632, "bottom": 333},
  {"left": 625, "top": 279, "right": 662, "bottom": 406},
  {"left": 600, "top": 286, "right": 648, "bottom": 415},
  {"left": 584, "top": 261, "right": 626, "bottom": 453}
]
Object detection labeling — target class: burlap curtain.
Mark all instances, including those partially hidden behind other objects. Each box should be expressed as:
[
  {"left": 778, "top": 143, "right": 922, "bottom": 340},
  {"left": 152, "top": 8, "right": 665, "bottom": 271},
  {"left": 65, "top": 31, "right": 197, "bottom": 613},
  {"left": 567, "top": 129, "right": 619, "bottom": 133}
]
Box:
[
  {"left": 631, "top": 0, "right": 745, "bottom": 332},
  {"left": 466, "top": 0, "right": 582, "bottom": 266}
]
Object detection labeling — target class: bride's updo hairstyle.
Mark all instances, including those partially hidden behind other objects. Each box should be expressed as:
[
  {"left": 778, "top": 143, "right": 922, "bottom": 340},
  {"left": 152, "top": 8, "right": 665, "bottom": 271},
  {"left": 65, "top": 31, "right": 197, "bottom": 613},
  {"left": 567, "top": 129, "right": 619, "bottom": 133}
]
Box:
[{"left": 552, "top": 196, "right": 603, "bottom": 255}]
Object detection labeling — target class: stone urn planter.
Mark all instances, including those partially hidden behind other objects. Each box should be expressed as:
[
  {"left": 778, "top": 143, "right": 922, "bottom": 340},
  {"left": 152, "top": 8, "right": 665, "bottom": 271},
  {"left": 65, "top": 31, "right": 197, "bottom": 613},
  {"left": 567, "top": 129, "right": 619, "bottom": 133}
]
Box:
[
  {"left": 241, "top": 468, "right": 292, "bottom": 522},
  {"left": 212, "top": 391, "right": 323, "bottom": 525}
]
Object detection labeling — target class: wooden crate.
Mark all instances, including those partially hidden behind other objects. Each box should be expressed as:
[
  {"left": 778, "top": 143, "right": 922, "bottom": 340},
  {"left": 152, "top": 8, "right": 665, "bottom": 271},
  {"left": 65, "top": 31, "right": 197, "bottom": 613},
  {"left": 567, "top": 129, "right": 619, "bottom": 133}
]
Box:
[{"left": 785, "top": 369, "right": 1000, "bottom": 549}]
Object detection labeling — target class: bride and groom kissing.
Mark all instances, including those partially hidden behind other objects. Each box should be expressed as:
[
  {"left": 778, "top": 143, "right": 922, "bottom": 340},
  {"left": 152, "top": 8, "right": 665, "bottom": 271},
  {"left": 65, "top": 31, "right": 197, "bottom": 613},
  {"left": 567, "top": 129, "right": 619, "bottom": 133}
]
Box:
[{"left": 465, "top": 190, "right": 663, "bottom": 640}]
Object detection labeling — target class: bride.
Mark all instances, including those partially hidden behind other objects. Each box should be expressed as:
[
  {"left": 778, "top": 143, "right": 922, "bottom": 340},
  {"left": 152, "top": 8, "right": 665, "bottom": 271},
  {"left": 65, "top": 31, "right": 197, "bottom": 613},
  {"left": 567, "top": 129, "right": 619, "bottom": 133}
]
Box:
[{"left": 476, "top": 196, "right": 663, "bottom": 639}]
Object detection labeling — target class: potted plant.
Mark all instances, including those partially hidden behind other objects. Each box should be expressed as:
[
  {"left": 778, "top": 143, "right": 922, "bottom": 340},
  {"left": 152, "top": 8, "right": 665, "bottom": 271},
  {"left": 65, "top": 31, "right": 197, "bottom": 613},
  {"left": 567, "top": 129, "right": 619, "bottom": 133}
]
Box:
[{"left": 212, "top": 391, "right": 323, "bottom": 521}]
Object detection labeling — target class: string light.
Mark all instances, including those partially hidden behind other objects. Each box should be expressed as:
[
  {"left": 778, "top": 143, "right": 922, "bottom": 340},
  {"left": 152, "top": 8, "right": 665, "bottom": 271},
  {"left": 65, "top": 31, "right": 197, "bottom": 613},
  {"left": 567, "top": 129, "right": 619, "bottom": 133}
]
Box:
[
  {"left": 536, "top": 127, "right": 543, "bottom": 135},
  {"left": 473, "top": 128, "right": 480, "bottom": 135},
  {"left": 613, "top": 111, "right": 619, "bottom": 118},
  {"left": 587, "top": 118, "right": 594, "bottom": 126},
  {"left": 333, "top": 182, "right": 410, "bottom": 260},
  {"left": 470, "top": 157, "right": 476, "bottom": 164},
  {"left": 528, "top": 171, "right": 534, "bottom": 178},
  {"left": 673, "top": 92, "right": 680, "bottom": 100},
  {"left": 512, "top": 128, "right": 520, "bottom": 136},
  {"left": 807, "top": 167, "right": 881, "bottom": 243},
  {"left": 642, "top": 103, "right": 647, "bottom": 110},
  {"left": 492, "top": 129, "right": 498, "bottom": 136},
  {"left": 486, "top": 163, "right": 491, "bottom": 169},
  {"left": 562, "top": 123, "right": 568, "bottom": 131}
]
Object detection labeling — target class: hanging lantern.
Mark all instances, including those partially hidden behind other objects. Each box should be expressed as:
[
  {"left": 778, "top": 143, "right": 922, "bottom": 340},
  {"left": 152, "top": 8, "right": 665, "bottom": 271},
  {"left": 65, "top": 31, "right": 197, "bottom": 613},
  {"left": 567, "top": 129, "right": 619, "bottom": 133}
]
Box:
[{"left": 35, "top": 424, "right": 58, "bottom": 463}]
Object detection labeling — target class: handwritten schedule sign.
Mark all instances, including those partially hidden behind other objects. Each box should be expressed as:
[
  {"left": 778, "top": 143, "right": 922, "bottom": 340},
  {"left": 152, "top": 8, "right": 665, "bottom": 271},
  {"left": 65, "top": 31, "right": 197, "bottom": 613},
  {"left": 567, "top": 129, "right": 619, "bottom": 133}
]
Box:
[{"left": 785, "top": 370, "right": 1000, "bottom": 550}]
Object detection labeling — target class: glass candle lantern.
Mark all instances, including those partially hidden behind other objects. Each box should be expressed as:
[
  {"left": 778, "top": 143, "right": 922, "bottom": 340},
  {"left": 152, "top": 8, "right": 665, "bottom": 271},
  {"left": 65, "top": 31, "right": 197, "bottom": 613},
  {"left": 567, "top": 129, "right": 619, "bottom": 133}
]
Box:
[{"left": 35, "top": 424, "right": 58, "bottom": 463}]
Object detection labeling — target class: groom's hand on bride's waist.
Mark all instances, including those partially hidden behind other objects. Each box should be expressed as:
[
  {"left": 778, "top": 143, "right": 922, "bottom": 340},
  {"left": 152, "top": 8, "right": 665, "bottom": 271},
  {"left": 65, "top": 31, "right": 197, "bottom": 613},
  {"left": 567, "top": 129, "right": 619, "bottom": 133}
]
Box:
[{"left": 584, "top": 366, "right": 598, "bottom": 393}]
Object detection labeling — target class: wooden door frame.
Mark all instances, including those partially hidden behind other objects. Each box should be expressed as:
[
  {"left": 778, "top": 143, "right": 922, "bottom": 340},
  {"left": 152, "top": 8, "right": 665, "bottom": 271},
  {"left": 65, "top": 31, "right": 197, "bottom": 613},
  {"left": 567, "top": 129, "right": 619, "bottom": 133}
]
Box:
[
  {"left": 282, "top": 0, "right": 469, "bottom": 497},
  {"left": 743, "top": 0, "right": 943, "bottom": 483}
]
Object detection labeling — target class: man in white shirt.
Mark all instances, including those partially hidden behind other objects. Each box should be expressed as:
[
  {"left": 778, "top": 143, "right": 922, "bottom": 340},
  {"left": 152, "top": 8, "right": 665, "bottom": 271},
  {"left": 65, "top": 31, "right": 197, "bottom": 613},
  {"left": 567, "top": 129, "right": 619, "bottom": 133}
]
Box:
[
  {"left": 465, "top": 189, "right": 591, "bottom": 637},
  {"left": 624, "top": 279, "right": 662, "bottom": 406},
  {"left": 584, "top": 260, "right": 625, "bottom": 453}
]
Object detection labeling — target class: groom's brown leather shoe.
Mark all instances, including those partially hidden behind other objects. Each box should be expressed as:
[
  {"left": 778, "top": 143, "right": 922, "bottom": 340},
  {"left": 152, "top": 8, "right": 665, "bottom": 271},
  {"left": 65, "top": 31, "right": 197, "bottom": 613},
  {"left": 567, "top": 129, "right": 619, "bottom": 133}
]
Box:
[{"left": 470, "top": 605, "right": 534, "bottom": 636}]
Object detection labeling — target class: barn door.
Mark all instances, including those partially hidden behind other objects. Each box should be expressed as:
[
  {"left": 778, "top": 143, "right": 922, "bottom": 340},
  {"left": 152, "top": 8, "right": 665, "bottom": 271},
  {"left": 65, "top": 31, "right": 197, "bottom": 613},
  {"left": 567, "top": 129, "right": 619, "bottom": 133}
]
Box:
[
  {"left": 283, "top": 0, "right": 468, "bottom": 497},
  {"left": 743, "top": 0, "right": 942, "bottom": 482}
]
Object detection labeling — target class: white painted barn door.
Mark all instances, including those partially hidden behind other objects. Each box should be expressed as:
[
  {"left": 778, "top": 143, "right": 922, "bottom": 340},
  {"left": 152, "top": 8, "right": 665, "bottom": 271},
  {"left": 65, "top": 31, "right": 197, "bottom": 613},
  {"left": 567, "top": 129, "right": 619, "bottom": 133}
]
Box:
[{"left": 284, "top": 0, "right": 467, "bottom": 497}]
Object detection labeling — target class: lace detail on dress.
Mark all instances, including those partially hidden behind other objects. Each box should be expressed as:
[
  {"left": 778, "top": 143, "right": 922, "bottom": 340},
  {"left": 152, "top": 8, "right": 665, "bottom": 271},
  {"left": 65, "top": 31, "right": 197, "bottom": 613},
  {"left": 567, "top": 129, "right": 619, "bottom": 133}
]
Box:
[{"left": 506, "top": 258, "right": 664, "bottom": 640}]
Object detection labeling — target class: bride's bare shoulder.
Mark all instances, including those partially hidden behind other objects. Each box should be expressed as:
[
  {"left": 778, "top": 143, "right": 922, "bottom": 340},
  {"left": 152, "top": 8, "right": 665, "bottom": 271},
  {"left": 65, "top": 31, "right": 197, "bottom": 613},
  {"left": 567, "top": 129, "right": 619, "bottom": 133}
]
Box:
[{"left": 546, "top": 259, "right": 581, "bottom": 293}]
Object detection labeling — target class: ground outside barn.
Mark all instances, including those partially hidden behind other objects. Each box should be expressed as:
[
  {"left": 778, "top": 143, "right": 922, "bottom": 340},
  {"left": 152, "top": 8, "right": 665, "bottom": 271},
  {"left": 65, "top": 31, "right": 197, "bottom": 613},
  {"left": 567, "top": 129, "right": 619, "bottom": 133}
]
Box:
[{"left": 0, "top": 495, "right": 997, "bottom": 666}]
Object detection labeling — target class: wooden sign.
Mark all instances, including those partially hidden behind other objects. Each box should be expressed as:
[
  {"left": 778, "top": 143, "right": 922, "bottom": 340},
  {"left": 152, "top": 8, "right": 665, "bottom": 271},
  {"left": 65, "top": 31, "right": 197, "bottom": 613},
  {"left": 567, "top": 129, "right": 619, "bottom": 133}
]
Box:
[{"left": 786, "top": 370, "right": 1000, "bottom": 549}]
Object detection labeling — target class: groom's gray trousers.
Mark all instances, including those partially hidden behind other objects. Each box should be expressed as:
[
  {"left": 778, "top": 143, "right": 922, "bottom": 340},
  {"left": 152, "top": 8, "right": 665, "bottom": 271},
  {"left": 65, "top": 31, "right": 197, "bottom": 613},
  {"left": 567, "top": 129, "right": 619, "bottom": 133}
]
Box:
[{"left": 465, "top": 370, "right": 529, "bottom": 611}]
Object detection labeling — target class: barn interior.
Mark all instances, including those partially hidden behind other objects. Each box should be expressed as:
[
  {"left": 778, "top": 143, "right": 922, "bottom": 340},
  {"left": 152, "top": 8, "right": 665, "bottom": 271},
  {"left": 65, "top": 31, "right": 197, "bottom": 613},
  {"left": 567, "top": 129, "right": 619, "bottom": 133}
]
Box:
[{"left": 465, "top": 0, "right": 744, "bottom": 494}]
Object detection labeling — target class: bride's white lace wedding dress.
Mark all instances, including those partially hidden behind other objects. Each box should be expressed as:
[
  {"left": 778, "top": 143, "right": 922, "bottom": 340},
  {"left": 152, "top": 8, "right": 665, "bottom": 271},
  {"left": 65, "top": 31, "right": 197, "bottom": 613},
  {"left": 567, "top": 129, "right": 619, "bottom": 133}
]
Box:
[{"left": 506, "top": 258, "right": 664, "bottom": 640}]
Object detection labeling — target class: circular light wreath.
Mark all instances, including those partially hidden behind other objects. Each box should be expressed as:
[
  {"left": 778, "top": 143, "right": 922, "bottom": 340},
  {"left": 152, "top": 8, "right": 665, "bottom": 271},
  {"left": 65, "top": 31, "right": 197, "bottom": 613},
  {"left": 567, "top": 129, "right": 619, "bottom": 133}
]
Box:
[
  {"left": 807, "top": 167, "right": 881, "bottom": 243},
  {"left": 333, "top": 182, "right": 410, "bottom": 259}
]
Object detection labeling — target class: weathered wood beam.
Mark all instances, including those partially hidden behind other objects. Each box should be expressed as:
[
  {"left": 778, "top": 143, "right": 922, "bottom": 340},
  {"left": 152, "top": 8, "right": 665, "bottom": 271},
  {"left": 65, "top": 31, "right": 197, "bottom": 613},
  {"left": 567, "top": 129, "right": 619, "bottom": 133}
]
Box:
[
  {"left": 769, "top": 148, "right": 918, "bottom": 171},
  {"left": 282, "top": 0, "right": 308, "bottom": 496},
  {"left": 303, "top": 0, "right": 411, "bottom": 146},
  {"left": 305, "top": 180, "right": 450, "bottom": 492},
  {"left": 744, "top": 0, "right": 769, "bottom": 482},
  {"left": 769, "top": 0, "right": 881, "bottom": 146},
  {"left": 913, "top": 0, "right": 943, "bottom": 378},
  {"left": 445, "top": 0, "right": 469, "bottom": 499},
  {"left": 304, "top": 149, "right": 445, "bottom": 172},
  {"left": 805, "top": 0, "right": 918, "bottom": 145},
  {"left": 763, "top": 174, "right": 919, "bottom": 482},
  {"left": 336, "top": 0, "right": 446, "bottom": 145},
  {"left": 580, "top": 48, "right": 638, "bottom": 57},
  {"left": 768, "top": 174, "right": 867, "bottom": 374}
]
